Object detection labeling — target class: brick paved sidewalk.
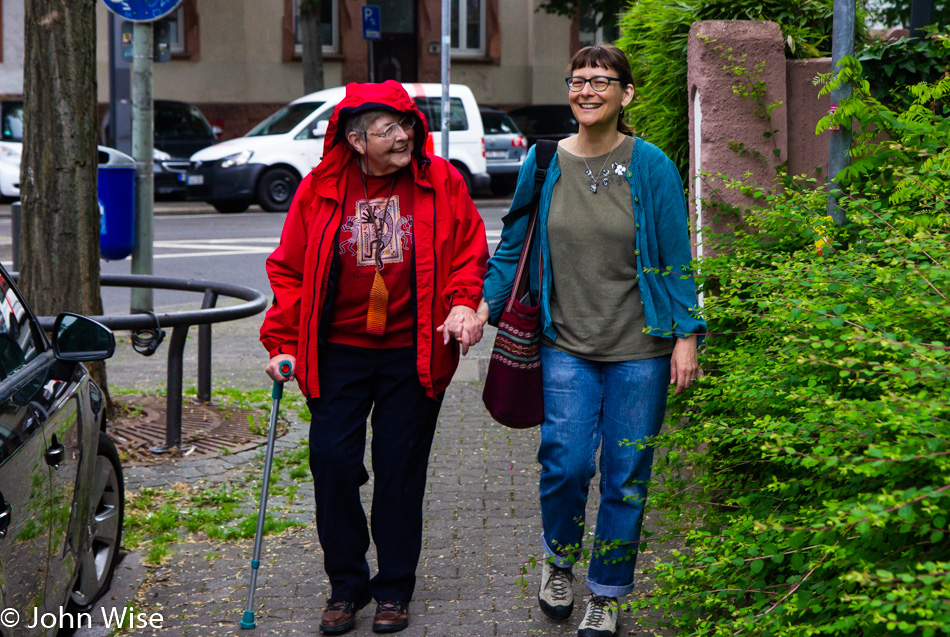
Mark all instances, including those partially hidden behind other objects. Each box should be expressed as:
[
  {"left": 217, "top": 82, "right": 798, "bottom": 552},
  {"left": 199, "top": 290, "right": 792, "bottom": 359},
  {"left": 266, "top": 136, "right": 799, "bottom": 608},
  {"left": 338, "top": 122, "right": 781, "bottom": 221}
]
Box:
[{"left": 75, "top": 314, "right": 673, "bottom": 637}]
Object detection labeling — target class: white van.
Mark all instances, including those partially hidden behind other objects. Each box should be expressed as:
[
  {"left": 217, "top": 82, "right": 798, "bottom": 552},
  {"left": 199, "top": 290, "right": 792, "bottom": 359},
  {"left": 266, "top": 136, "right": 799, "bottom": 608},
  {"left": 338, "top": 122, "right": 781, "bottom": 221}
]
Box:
[{"left": 185, "top": 83, "right": 489, "bottom": 213}]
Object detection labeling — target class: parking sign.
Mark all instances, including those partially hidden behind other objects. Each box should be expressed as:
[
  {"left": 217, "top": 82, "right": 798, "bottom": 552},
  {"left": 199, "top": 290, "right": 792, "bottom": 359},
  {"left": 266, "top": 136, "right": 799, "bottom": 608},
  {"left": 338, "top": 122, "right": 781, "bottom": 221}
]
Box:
[
  {"left": 102, "top": 0, "right": 184, "bottom": 22},
  {"left": 362, "top": 5, "right": 381, "bottom": 41}
]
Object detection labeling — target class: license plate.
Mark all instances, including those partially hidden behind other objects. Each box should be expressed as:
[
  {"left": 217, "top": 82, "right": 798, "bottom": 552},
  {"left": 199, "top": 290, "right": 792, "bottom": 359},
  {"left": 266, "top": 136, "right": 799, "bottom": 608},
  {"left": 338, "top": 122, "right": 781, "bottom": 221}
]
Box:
[
  {"left": 486, "top": 150, "right": 506, "bottom": 159},
  {"left": 186, "top": 174, "right": 204, "bottom": 186}
]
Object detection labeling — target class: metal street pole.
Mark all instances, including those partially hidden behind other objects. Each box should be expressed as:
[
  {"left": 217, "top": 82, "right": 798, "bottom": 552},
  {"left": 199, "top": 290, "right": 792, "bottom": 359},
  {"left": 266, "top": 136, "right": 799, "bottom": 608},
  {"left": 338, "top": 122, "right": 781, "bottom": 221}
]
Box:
[
  {"left": 131, "top": 21, "right": 154, "bottom": 311},
  {"left": 441, "top": 0, "right": 450, "bottom": 159},
  {"left": 826, "top": 0, "right": 855, "bottom": 226},
  {"left": 909, "top": 0, "right": 934, "bottom": 39}
]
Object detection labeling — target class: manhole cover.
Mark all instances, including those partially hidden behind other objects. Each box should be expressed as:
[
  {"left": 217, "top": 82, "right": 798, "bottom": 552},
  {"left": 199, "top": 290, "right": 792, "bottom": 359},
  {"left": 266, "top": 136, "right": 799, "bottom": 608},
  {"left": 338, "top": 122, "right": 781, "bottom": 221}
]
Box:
[{"left": 108, "top": 395, "right": 286, "bottom": 465}]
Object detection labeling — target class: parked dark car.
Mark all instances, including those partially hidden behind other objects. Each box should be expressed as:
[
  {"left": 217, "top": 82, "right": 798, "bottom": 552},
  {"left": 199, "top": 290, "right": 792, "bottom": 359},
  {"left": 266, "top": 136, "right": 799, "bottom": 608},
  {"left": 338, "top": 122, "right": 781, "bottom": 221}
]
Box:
[
  {"left": 0, "top": 264, "right": 124, "bottom": 637},
  {"left": 507, "top": 104, "right": 578, "bottom": 148},
  {"left": 152, "top": 100, "right": 219, "bottom": 198},
  {"left": 480, "top": 107, "right": 526, "bottom": 195},
  {"left": 101, "top": 99, "right": 219, "bottom": 199}
]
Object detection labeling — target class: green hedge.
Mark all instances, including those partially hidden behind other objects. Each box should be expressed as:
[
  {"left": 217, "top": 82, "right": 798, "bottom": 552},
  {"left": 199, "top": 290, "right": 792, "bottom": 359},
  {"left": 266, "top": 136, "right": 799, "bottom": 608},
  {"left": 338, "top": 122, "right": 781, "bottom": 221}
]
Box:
[{"left": 634, "top": 52, "right": 950, "bottom": 635}]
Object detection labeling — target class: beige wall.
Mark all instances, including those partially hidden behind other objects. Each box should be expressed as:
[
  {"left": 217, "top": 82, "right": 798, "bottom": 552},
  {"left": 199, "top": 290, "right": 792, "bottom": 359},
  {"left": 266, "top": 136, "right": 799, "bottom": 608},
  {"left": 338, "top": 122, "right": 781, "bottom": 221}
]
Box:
[
  {"left": 0, "top": 0, "right": 25, "bottom": 96},
  {"left": 452, "top": 0, "right": 572, "bottom": 107},
  {"left": 95, "top": 1, "right": 343, "bottom": 104},
  {"left": 95, "top": 0, "right": 571, "bottom": 108}
]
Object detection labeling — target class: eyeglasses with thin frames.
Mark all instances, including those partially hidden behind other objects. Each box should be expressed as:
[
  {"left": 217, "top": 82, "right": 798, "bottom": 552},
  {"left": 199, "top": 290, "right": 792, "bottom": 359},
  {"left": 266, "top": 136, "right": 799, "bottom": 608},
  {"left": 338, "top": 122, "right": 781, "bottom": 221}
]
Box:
[
  {"left": 364, "top": 116, "right": 416, "bottom": 140},
  {"left": 565, "top": 76, "right": 622, "bottom": 92}
]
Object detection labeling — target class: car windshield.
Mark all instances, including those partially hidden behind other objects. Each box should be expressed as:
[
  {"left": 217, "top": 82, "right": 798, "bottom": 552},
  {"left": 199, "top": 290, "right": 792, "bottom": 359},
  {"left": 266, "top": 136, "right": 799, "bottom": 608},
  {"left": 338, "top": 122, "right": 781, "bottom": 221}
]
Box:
[
  {"left": 247, "top": 102, "right": 324, "bottom": 137},
  {"left": 155, "top": 103, "right": 214, "bottom": 140},
  {"left": 481, "top": 111, "right": 519, "bottom": 135},
  {"left": 1, "top": 103, "right": 24, "bottom": 142}
]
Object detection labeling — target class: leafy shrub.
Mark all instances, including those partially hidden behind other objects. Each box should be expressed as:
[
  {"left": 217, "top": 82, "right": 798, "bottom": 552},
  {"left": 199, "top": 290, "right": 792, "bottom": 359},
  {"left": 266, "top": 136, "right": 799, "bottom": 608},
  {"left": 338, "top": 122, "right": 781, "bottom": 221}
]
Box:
[
  {"left": 634, "top": 53, "right": 950, "bottom": 635},
  {"left": 859, "top": 29, "right": 950, "bottom": 103},
  {"left": 616, "top": 0, "right": 868, "bottom": 177}
]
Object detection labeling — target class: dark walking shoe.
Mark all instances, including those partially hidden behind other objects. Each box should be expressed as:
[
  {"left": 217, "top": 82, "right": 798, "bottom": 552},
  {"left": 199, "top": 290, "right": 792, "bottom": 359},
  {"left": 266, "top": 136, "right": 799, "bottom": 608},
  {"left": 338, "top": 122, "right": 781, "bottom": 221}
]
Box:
[
  {"left": 372, "top": 600, "right": 409, "bottom": 633},
  {"left": 577, "top": 594, "right": 618, "bottom": 637},
  {"left": 538, "top": 561, "right": 574, "bottom": 620},
  {"left": 320, "top": 599, "right": 360, "bottom": 634}
]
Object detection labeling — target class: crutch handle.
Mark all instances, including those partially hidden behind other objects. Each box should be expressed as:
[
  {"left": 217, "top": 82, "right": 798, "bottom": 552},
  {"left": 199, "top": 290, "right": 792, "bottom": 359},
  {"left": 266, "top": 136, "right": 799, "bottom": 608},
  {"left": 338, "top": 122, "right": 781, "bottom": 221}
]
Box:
[{"left": 272, "top": 361, "right": 293, "bottom": 399}]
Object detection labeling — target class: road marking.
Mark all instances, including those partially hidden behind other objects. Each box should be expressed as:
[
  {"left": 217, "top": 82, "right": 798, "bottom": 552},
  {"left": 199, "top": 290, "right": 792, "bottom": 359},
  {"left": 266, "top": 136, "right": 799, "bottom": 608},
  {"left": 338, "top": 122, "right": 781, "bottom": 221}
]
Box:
[{"left": 153, "top": 238, "right": 279, "bottom": 259}]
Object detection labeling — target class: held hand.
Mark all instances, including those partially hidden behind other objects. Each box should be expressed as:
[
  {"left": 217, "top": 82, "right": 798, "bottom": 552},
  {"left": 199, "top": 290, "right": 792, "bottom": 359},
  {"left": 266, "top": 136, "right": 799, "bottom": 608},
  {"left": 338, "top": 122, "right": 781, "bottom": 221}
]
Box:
[
  {"left": 436, "top": 305, "right": 484, "bottom": 356},
  {"left": 476, "top": 297, "right": 490, "bottom": 326},
  {"left": 266, "top": 354, "right": 296, "bottom": 382},
  {"left": 670, "top": 334, "right": 699, "bottom": 396}
]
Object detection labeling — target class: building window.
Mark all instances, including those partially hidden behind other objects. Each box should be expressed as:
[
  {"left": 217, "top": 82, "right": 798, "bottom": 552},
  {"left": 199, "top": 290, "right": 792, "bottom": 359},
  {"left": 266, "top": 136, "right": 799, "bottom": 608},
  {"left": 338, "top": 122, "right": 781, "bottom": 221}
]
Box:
[
  {"left": 163, "top": 0, "right": 198, "bottom": 60},
  {"left": 578, "top": 5, "right": 621, "bottom": 48},
  {"left": 292, "top": 0, "right": 338, "bottom": 55},
  {"left": 451, "top": 0, "right": 485, "bottom": 56},
  {"left": 165, "top": 7, "right": 185, "bottom": 55}
]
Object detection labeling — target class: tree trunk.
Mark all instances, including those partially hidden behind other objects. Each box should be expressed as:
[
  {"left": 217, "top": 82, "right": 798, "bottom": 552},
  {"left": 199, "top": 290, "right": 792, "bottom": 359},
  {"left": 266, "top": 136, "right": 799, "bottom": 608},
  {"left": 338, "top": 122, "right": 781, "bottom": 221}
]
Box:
[
  {"left": 301, "top": 0, "right": 325, "bottom": 94},
  {"left": 20, "top": 0, "right": 108, "bottom": 396}
]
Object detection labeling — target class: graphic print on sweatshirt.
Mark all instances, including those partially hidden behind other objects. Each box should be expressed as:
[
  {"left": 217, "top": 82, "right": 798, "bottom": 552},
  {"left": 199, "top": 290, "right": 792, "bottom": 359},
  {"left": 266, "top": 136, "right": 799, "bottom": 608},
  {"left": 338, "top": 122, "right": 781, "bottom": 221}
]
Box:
[{"left": 339, "top": 195, "right": 414, "bottom": 264}]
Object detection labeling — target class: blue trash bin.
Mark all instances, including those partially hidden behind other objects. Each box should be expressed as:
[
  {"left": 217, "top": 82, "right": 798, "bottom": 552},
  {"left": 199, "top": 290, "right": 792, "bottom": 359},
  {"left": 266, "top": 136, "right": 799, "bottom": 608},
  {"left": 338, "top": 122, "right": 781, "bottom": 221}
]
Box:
[{"left": 97, "top": 146, "right": 136, "bottom": 261}]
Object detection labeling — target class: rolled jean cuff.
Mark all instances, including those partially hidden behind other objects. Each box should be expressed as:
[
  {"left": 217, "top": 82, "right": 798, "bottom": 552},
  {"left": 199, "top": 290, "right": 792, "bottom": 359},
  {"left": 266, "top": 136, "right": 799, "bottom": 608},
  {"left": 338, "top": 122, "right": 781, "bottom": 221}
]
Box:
[
  {"left": 542, "top": 533, "right": 580, "bottom": 569},
  {"left": 586, "top": 576, "right": 635, "bottom": 598}
]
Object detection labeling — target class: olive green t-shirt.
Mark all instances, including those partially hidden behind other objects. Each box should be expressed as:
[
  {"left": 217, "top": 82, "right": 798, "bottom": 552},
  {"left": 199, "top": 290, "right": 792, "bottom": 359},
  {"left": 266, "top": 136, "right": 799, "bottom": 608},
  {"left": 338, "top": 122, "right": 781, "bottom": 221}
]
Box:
[{"left": 544, "top": 136, "right": 674, "bottom": 361}]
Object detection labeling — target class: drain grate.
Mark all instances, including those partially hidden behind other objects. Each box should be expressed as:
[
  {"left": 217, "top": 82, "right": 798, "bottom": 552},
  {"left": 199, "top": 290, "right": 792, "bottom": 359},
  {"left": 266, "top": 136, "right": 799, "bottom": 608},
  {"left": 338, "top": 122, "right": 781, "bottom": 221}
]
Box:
[{"left": 108, "top": 395, "right": 285, "bottom": 465}]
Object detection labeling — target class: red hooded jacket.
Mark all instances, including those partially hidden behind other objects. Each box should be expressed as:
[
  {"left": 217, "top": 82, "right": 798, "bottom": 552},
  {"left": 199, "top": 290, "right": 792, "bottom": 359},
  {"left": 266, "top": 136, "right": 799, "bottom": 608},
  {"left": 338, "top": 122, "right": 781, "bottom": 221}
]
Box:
[{"left": 260, "top": 81, "right": 489, "bottom": 399}]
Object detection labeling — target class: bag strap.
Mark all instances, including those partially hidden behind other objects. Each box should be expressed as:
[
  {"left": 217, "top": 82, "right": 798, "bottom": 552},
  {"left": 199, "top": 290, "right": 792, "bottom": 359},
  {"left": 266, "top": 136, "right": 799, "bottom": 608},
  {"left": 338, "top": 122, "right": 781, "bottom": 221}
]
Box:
[{"left": 507, "top": 140, "right": 557, "bottom": 310}]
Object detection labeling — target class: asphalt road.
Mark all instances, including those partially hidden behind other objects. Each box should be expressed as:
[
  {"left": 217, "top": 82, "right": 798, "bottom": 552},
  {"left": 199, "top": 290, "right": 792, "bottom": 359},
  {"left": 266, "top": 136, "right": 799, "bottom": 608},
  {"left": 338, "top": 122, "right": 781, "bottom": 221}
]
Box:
[{"left": 0, "top": 197, "right": 511, "bottom": 315}]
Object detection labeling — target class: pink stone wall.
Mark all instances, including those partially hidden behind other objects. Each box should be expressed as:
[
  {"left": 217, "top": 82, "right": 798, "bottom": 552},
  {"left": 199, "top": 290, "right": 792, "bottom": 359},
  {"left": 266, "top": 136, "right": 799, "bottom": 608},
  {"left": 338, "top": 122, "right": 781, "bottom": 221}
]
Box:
[
  {"left": 687, "top": 21, "right": 788, "bottom": 258},
  {"left": 786, "top": 58, "right": 833, "bottom": 181}
]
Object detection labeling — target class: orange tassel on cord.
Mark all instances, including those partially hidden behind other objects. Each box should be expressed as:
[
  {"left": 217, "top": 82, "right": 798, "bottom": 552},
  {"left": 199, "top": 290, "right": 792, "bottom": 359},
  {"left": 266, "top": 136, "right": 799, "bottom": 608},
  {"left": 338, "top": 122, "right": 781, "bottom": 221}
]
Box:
[{"left": 366, "top": 269, "right": 389, "bottom": 335}]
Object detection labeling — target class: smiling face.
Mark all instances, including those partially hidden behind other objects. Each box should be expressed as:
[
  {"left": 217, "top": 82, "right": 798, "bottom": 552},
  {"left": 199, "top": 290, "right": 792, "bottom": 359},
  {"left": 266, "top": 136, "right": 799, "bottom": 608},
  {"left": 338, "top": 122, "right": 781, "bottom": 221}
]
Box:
[
  {"left": 347, "top": 112, "right": 416, "bottom": 176},
  {"left": 568, "top": 64, "right": 635, "bottom": 134}
]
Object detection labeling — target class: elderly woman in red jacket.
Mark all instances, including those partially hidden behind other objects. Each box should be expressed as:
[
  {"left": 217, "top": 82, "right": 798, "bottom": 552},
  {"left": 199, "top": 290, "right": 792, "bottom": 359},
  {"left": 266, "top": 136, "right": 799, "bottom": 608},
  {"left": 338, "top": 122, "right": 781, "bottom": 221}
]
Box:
[{"left": 260, "top": 80, "right": 488, "bottom": 635}]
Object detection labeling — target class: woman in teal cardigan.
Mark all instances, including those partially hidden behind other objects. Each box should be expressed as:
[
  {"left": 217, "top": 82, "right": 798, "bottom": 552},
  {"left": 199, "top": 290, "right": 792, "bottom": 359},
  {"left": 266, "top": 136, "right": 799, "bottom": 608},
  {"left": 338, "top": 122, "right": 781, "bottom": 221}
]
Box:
[{"left": 479, "top": 44, "right": 705, "bottom": 637}]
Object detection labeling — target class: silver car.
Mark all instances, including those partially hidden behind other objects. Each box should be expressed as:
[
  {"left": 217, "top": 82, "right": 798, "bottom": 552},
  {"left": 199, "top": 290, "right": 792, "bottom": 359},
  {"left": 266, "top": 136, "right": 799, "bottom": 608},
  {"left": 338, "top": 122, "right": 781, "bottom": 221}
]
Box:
[{"left": 480, "top": 107, "right": 527, "bottom": 196}]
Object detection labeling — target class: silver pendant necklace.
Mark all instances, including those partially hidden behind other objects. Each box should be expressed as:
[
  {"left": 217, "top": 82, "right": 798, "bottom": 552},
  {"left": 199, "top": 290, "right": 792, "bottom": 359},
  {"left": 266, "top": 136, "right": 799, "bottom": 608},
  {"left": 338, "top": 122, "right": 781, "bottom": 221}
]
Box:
[{"left": 582, "top": 146, "right": 615, "bottom": 194}]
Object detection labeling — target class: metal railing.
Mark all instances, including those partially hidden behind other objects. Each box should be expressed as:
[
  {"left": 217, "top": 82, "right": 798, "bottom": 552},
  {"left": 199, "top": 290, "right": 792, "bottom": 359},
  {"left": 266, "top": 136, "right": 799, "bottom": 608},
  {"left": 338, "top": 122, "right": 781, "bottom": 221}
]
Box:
[{"left": 16, "top": 272, "right": 268, "bottom": 453}]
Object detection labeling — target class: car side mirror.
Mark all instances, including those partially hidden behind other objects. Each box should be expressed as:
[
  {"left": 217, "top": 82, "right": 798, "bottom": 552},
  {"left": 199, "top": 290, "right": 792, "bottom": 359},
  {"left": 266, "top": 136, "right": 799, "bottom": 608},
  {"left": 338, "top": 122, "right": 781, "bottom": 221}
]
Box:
[
  {"left": 52, "top": 313, "right": 116, "bottom": 362},
  {"left": 212, "top": 125, "right": 223, "bottom": 139},
  {"left": 311, "top": 121, "right": 329, "bottom": 139}
]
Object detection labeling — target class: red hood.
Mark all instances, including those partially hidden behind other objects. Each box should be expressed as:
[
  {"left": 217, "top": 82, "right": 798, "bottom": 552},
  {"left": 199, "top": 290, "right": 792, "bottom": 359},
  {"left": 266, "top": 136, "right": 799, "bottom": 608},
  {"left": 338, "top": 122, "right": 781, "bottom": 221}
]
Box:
[{"left": 313, "top": 80, "right": 430, "bottom": 188}]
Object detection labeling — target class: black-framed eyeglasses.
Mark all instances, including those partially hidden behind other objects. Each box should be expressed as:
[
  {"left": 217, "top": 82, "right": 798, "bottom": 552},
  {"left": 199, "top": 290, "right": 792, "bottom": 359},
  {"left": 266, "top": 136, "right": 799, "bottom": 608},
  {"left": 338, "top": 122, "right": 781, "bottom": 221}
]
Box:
[
  {"left": 365, "top": 116, "right": 416, "bottom": 140},
  {"left": 565, "top": 76, "right": 622, "bottom": 92}
]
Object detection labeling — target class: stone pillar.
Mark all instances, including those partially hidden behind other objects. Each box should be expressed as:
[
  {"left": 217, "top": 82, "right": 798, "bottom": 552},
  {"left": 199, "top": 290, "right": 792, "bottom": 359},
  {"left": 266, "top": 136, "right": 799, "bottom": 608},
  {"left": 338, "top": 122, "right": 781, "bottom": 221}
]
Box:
[
  {"left": 786, "top": 58, "right": 833, "bottom": 181},
  {"left": 687, "top": 21, "right": 788, "bottom": 259}
]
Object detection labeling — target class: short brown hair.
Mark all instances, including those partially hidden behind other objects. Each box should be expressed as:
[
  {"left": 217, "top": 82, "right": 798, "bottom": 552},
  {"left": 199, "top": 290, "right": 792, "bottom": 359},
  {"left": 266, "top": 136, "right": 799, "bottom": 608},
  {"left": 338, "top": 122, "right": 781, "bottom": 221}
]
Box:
[{"left": 569, "top": 43, "right": 635, "bottom": 135}]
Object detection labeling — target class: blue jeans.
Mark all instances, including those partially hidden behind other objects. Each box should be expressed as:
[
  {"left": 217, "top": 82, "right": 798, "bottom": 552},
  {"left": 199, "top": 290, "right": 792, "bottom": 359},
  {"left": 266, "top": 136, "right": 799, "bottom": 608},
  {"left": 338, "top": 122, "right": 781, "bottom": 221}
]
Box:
[{"left": 538, "top": 345, "right": 670, "bottom": 598}]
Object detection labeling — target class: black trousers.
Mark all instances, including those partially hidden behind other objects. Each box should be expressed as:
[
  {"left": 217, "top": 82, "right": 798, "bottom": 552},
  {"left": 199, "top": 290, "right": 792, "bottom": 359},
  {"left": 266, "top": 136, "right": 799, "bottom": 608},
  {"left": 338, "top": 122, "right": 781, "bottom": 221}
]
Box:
[{"left": 306, "top": 343, "right": 442, "bottom": 604}]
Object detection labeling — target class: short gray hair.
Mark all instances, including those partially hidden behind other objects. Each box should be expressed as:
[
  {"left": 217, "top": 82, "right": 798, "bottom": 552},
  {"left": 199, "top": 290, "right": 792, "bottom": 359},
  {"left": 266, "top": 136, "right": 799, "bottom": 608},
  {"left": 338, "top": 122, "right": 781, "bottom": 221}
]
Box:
[{"left": 344, "top": 108, "right": 393, "bottom": 145}]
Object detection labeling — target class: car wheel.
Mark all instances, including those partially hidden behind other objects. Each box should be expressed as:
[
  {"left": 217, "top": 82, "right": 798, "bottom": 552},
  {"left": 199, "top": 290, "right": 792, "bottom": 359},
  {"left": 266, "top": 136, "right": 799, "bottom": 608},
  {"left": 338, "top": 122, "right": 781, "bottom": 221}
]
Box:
[
  {"left": 67, "top": 432, "right": 124, "bottom": 612},
  {"left": 213, "top": 200, "right": 251, "bottom": 214},
  {"left": 450, "top": 162, "right": 473, "bottom": 194},
  {"left": 257, "top": 167, "right": 300, "bottom": 212}
]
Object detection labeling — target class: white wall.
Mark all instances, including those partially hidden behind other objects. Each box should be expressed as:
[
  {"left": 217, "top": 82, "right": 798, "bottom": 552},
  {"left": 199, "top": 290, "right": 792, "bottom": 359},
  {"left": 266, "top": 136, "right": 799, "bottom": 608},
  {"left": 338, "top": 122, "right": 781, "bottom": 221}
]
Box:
[{"left": 0, "top": 0, "right": 25, "bottom": 96}]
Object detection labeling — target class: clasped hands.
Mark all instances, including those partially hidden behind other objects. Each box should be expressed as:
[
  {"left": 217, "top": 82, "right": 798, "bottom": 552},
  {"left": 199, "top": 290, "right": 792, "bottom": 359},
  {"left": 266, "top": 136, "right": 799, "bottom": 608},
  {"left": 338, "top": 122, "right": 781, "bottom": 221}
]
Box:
[{"left": 437, "top": 298, "right": 491, "bottom": 356}]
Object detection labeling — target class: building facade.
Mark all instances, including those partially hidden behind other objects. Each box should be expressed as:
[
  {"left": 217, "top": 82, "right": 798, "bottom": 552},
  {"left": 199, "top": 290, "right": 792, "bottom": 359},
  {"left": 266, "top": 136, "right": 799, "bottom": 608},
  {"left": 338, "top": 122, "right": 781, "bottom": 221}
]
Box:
[{"left": 90, "top": 0, "right": 583, "bottom": 139}]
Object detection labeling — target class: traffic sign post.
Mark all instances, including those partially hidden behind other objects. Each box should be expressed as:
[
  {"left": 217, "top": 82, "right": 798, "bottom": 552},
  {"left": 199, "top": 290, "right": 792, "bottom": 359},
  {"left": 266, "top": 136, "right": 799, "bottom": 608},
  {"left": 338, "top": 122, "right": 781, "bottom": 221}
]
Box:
[
  {"left": 102, "top": 0, "right": 184, "bottom": 22},
  {"left": 102, "top": 1, "right": 183, "bottom": 311},
  {"left": 363, "top": 6, "right": 381, "bottom": 82}
]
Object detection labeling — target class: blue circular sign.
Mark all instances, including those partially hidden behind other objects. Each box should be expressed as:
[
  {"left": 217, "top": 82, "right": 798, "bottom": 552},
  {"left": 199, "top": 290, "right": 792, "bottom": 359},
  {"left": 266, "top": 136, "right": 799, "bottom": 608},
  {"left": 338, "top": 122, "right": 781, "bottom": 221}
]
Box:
[{"left": 102, "top": 0, "right": 184, "bottom": 23}]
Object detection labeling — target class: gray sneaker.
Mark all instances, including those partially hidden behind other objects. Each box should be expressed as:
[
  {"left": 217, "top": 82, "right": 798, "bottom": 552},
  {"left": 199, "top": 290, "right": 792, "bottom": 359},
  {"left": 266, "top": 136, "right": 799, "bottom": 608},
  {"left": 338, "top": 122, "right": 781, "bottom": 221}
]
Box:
[
  {"left": 577, "top": 595, "right": 618, "bottom": 637},
  {"left": 538, "top": 560, "right": 574, "bottom": 620}
]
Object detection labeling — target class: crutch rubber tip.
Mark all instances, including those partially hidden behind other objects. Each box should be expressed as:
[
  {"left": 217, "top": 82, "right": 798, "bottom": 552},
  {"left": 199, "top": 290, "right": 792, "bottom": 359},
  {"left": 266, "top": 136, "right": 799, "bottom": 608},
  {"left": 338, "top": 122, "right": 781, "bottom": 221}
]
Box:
[{"left": 240, "top": 610, "right": 256, "bottom": 629}]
